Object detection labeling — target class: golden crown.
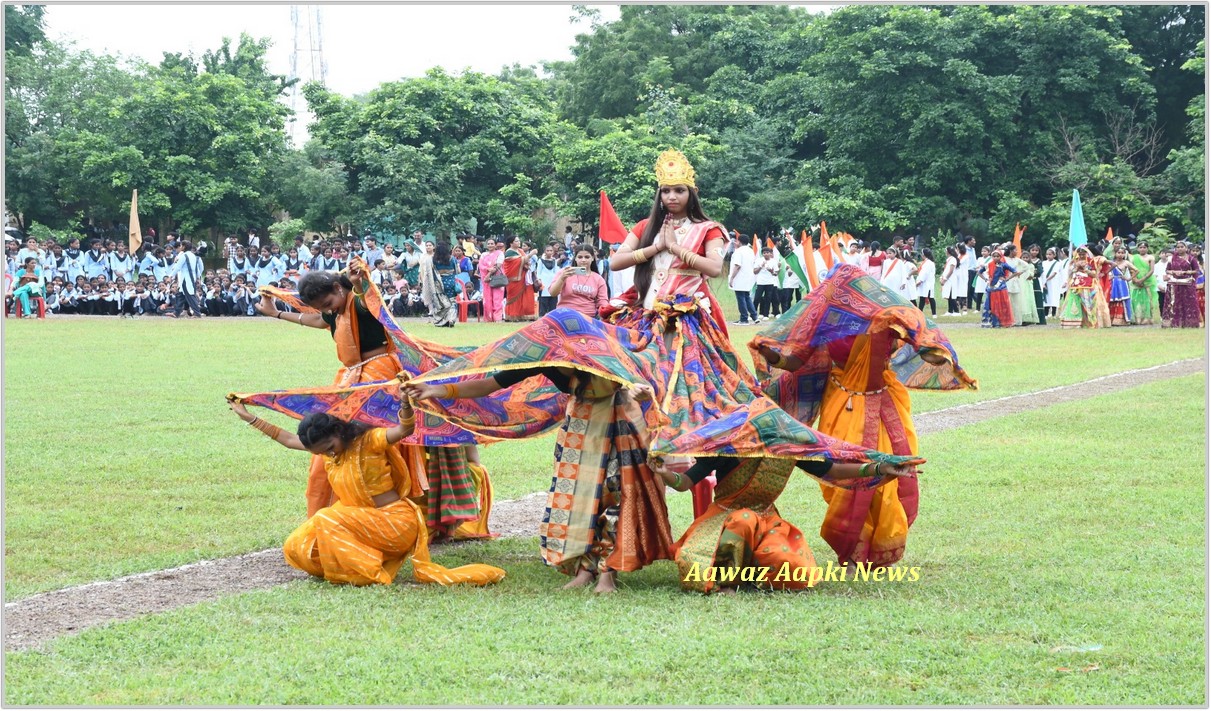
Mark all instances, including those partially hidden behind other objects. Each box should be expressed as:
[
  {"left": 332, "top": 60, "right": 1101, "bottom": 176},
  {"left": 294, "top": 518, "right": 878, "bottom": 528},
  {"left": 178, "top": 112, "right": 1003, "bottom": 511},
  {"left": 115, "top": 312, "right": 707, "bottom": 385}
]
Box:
[{"left": 654, "top": 149, "right": 696, "bottom": 188}]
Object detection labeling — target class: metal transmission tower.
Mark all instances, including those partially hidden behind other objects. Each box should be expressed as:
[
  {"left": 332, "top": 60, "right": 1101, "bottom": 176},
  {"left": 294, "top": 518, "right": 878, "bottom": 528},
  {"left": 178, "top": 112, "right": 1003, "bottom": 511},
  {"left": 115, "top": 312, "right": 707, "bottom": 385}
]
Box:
[{"left": 287, "top": 5, "right": 328, "bottom": 145}]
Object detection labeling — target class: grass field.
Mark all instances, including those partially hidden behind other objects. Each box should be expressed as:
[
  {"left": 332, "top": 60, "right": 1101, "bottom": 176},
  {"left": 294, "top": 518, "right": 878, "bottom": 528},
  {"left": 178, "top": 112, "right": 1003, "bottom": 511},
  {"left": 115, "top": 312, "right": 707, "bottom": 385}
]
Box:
[
  {"left": 2, "top": 316, "right": 1205, "bottom": 600},
  {"left": 4, "top": 371, "right": 1204, "bottom": 705}
]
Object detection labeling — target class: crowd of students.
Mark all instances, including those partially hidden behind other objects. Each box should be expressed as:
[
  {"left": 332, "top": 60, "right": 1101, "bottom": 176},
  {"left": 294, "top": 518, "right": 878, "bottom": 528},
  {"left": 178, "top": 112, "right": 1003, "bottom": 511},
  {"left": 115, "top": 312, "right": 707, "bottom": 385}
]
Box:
[
  {"left": 9, "top": 225, "right": 1201, "bottom": 331},
  {"left": 721, "top": 230, "right": 1203, "bottom": 329}
]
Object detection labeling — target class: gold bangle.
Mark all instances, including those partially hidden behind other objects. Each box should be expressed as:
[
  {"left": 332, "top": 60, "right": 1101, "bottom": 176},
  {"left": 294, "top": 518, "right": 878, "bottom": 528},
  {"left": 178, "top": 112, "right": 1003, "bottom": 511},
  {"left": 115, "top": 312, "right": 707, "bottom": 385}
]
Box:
[
  {"left": 249, "top": 416, "right": 283, "bottom": 440},
  {"left": 443, "top": 383, "right": 459, "bottom": 399},
  {"left": 633, "top": 247, "right": 647, "bottom": 265}
]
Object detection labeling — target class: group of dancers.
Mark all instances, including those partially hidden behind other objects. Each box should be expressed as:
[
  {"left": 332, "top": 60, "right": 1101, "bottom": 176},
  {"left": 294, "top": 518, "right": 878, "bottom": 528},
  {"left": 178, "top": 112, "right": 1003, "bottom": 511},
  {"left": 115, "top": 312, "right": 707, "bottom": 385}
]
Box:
[{"left": 228, "top": 150, "right": 977, "bottom": 594}]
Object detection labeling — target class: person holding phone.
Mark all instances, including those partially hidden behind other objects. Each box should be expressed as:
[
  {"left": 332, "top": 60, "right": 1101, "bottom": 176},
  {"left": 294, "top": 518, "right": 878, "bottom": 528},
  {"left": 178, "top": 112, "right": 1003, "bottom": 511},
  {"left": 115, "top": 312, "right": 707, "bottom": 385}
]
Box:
[{"left": 549, "top": 243, "right": 608, "bottom": 318}]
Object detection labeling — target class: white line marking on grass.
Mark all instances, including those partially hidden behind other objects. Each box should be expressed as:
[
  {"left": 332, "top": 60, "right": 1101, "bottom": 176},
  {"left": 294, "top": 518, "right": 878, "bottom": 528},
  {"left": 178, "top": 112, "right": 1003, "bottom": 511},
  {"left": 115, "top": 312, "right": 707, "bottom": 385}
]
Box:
[{"left": 918, "top": 357, "right": 1203, "bottom": 417}]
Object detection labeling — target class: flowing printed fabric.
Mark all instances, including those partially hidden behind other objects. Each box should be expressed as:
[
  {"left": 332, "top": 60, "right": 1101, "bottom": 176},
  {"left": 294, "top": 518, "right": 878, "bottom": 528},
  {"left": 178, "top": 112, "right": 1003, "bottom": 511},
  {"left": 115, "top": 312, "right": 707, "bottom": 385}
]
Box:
[
  {"left": 282, "top": 428, "right": 505, "bottom": 586},
  {"left": 1059, "top": 256, "right": 1113, "bottom": 329},
  {"left": 1163, "top": 255, "right": 1203, "bottom": 328},
  {"left": 503, "top": 250, "right": 537, "bottom": 322},
  {"left": 674, "top": 458, "right": 816, "bottom": 594},
  {"left": 407, "top": 308, "right": 919, "bottom": 473},
  {"left": 747, "top": 265, "right": 976, "bottom": 565},
  {"left": 246, "top": 263, "right": 567, "bottom": 445},
  {"left": 1130, "top": 254, "right": 1159, "bottom": 325},
  {"left": 243, "top": 260, "right": 566, "bottom": 534},
  {"left": 1108, "top": 264, "right": 1134, "bottom": 326},
  {"left": 540, "top": 388, "right": 674, "bottom": 574},
  {"left": 981, "top": 262, "right": 1017, "bottom": 328}
]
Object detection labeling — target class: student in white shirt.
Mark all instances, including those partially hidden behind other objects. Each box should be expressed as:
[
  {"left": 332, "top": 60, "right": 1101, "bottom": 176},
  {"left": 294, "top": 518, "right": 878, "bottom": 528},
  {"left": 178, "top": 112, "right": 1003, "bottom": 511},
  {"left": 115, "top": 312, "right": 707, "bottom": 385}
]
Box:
[
  {"left": 107, "top": 243, "right": 135, "bottom": 282},
  {"left": 82, "top": 240, "right": 109, "bottom": 279},
  {"left": 915, "top": 248, "right": 937, "bottom": 316},
  {"left": 753, "top": 245, "right": 782, "bottom": 320},
  {"left": 728, "top": 235, "right": 759, "bottom": 324},
  {"left": 171, "top": 241, "right": 205, "bottom": 317}
]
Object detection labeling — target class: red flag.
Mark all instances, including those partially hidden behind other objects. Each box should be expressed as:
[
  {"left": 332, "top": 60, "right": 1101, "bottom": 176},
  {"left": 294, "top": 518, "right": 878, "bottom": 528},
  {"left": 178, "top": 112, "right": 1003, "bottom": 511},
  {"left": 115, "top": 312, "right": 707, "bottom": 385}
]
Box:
[
  {"left": 819, "top": 221, "right": 834, "bottom": 269},
  {"left": 598, "top": 191, "right": 628, "bottom": 245}
]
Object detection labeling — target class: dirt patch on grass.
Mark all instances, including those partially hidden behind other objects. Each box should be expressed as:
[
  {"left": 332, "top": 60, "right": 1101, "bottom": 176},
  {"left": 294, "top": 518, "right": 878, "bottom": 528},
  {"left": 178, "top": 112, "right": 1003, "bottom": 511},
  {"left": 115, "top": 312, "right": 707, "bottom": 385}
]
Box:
[{"left": 5, "top": 358, "right": 1202, "bottom": 651}]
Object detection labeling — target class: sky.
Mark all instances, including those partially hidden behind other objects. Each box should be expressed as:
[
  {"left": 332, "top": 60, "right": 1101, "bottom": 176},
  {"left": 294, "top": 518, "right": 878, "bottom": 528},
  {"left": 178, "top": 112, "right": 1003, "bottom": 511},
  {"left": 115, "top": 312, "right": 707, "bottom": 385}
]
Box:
[
  {"left": 44, "top": 4, "right": 623, "bottom": 96},
  {"left": 43, "top": 3, "right": 625, "bottom": 141}
]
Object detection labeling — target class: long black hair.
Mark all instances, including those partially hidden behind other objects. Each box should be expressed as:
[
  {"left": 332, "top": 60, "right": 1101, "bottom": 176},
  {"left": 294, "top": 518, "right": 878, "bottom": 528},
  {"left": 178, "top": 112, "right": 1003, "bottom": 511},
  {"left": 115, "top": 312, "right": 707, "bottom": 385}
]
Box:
[
  {"left": 297, "top": 270, "right": 354, "bottom": 307},
  {"left": 633, "top": 185, "right": 710, "bottom": 301},
  {"left": 297, "top": 412, "right": 369, "bottom": 451},
  {"left": 434, "top": 241, "right": 452, "bottom": 265},
  {"left": 574, "top": 243, "right": 600, "bottom": 275}
]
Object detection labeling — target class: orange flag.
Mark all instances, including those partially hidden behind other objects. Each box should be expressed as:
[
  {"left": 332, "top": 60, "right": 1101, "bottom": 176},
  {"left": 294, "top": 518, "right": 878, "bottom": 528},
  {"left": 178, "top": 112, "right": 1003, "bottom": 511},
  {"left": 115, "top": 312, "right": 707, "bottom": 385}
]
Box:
[
  {"left": 819, "top": 221, "right": 834, "bottom": 269},
  {"left": 752, "top": 234, "right": 759, "bottom": 255},
  {"left": 1013, "top": 222, "right": 1025, "bottom": 257},
  {"left": 801, "top": 229, "right": 820, "bottom": 290},
  {"left": 128, "top": 190, "right": 142, "bottom": 254},
  {"left": 1105, "top": 226, "right": 1114, "bottom": 243},
  {"left": 765, "top": 236, "right": 776, "bottom": 250},
  {"left": 598, "top": 191, "right": 627, "bottom": 245}
]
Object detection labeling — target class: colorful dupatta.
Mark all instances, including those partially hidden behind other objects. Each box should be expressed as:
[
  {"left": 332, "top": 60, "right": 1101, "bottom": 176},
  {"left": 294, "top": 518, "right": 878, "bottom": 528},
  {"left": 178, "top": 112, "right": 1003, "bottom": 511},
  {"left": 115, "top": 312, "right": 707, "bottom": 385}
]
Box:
[
  {"left": 407, "top": 307, "right": 920, "bottom": 478},
  {"left": 242, "top": 259, "right": 568, "bottom": 445},
  {"left": 748, "top": 264, "right": 977, "bottom": 428},
  {"left": 745, "top": 264, "right": 976, "bottom": 566}
]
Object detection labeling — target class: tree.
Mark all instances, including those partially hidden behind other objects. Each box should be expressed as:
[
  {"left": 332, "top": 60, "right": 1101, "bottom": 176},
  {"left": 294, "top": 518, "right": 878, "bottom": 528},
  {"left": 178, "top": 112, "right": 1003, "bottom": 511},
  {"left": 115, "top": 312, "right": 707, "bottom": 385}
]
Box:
[
  {"left": 4, "top": 5, "right": 45, "bottom": 57},
  {"left": 305, "top": 69, "right": 562, "bottom": 236}
]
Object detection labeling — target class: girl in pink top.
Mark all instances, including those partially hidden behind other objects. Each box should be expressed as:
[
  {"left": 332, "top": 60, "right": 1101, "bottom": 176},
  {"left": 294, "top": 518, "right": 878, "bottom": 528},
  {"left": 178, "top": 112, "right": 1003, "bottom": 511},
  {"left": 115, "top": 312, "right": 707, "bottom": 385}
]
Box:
[{"left": 550, "top": 244, "right": 608, "bottom": 318}]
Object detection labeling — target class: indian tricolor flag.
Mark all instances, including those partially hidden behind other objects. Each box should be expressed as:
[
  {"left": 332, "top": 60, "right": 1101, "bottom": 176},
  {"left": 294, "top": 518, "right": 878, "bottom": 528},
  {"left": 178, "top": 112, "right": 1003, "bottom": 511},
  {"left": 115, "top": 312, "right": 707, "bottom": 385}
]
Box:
[{"left": 781, "top": 229, "right": 815, "bottom": 294}]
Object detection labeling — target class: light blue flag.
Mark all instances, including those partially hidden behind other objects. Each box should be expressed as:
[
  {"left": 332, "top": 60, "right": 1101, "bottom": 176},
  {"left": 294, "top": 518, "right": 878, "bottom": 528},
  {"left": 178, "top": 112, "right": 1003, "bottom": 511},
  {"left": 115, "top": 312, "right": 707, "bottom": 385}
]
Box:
[{"left": 1068, "top": 189, "right": 1088, "bottom": 248}]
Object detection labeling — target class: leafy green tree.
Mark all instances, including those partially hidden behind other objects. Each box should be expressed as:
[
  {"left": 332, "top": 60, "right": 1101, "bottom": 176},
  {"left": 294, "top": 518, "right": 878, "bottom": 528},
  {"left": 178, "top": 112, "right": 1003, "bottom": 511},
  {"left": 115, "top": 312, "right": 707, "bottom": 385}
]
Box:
[
  {"left": 272, "top": 141, "right": 360, "bottom": 233},
  {"left": 4, "top": 5, "right": 45, "bottom": 57},
  {"left": 1159, "top": 40, "right": 1205, "bottom": 241},
  {"left": 305, "top": 69, "right": 561, "bottom": 237}
]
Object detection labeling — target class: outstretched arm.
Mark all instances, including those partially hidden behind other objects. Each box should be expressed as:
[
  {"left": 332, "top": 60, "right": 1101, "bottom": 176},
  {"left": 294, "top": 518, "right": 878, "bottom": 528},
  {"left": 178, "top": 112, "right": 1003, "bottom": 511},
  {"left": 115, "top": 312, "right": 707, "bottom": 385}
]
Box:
[
  {"left": 254, "top": 293, "right": 327, "bottom": 328},
  {"left": 229, "top": 399, "right": 307, "bottom": 451},
  {"left": 405, "top": 375, "right": 508, "bottom": 401}
]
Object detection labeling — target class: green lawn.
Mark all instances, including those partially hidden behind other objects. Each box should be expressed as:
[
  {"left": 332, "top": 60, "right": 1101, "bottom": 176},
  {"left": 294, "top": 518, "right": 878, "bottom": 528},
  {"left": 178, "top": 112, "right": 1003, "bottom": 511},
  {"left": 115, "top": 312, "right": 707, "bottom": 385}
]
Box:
[
  {"left": 5, "top": 374, "right": 1204, "bottom": 705},
  {"left": 2, "top": 316, "right": 1203, "bottom": 599}
]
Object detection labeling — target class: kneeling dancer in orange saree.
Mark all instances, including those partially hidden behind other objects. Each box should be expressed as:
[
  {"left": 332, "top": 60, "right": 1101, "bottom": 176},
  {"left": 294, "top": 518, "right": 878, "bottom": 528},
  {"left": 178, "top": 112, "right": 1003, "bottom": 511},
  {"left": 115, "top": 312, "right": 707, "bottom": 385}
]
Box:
[
  {"left": 655, "top": 455, "right": 919, "bottom": 594},
  {"left": 258, "top": 258, "right": 509, "bottom": 541},
  {"left": 750, "top": 264, "right": 977, "bottom": 567},
  {"left": 228, "top": 398, "right": 504, "bottom": 586}
]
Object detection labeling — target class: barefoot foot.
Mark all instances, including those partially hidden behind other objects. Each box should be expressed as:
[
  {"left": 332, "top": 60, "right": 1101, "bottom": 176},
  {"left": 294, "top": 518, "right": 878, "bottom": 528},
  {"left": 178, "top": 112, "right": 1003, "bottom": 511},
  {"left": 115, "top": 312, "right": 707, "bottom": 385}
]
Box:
[
  {"left": 593, "top": 570, "right": 618, "bottom": 594},
  {"left": 562, "top": 568, "right": 595, "bottom": 589}
]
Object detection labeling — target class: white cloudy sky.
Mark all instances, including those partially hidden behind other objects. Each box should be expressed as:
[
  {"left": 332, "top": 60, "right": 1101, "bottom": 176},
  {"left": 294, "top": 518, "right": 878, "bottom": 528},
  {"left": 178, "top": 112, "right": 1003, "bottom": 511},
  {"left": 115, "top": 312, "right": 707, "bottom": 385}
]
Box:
[{"left": 43, "top": 3, "right": 623, "bottom": 96}]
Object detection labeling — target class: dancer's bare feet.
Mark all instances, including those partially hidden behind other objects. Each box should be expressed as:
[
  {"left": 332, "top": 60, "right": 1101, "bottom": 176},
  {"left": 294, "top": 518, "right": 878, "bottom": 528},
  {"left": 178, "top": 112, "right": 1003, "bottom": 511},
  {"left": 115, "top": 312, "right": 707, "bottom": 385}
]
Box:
[
  {"left": 594, "top": 570, "right": 618, "bottom": 594},
  {"left": 563, "top": 568, "right": 595, "bottom": 589}
]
